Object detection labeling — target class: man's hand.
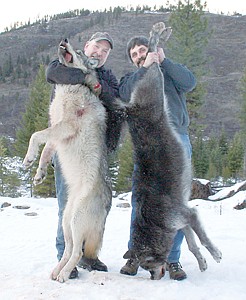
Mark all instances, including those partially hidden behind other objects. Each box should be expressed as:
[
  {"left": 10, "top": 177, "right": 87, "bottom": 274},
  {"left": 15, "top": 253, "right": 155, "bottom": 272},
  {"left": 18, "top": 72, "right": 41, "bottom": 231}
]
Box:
[
  {"left": 142, "top": 47, "right": 165, "bottom": 68},
  {"left": 143, "top": 52, "right": 159, "bottom": 68}
]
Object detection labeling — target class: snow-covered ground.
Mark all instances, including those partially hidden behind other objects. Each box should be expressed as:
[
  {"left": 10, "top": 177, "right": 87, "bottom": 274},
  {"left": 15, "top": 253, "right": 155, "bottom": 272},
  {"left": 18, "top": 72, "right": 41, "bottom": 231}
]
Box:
[{"left": 1, "top": 184, "right": 245, "bottom": 300}]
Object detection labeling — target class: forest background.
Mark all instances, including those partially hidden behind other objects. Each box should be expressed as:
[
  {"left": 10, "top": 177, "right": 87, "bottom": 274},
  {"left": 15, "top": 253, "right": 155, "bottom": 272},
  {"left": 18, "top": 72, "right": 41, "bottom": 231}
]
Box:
[{"left": 1, "top": 0, "right": 246, "bottom": 197}]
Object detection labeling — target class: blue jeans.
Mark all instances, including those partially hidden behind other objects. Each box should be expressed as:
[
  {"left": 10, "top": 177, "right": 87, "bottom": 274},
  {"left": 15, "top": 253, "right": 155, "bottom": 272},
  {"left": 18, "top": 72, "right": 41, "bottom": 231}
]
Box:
[
  {"left": 128, "top": 133, "right": 192, "bottom": 263},
  {"left": 53, "top": 154, "right": 67, "bottom": 261}
]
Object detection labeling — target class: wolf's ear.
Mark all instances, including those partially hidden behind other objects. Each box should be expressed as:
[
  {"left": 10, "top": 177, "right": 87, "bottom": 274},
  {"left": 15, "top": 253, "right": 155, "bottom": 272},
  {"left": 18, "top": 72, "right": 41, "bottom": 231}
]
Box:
[{"left": 123, "top": 249, "right": 136, "bottom": 259}]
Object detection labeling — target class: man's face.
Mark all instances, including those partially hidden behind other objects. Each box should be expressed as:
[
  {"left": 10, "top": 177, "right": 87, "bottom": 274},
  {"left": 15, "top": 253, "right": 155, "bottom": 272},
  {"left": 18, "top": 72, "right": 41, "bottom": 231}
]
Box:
[
  {"left": 130, "top": 44, "right": 148, "bottom": 68},
  {"left": 84, "top": 40, "right": 111, "bottom": 68}
]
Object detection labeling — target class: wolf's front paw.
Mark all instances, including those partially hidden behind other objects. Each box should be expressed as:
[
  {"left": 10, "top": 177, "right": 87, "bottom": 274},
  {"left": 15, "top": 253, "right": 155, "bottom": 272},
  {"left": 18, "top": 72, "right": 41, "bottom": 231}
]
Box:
[
  {"left": 23, "top": 155, "right": 34, "bottom": 169},
  {"left": 33, "top": 168, "right": 46, "bottom": 185},
  {"left": 213, "top": 248, "right": 222, "bottom": 263},
  {"left": 198, "top": 256, "right": 207, "bottom": 272}
]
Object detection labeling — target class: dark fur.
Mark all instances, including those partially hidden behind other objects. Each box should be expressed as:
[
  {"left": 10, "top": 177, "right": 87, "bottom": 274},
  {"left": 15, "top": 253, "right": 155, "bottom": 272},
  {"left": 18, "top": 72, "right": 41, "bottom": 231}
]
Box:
[{"left": 120, "top": 22, "right": 222, "bottom": 280}]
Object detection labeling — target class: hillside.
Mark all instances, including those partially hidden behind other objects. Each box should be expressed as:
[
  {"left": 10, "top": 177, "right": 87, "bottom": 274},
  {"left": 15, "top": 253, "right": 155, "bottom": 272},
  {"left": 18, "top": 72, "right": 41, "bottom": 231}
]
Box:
[{"left": 0, "top": 11, "right": 246, "bottom": 141}]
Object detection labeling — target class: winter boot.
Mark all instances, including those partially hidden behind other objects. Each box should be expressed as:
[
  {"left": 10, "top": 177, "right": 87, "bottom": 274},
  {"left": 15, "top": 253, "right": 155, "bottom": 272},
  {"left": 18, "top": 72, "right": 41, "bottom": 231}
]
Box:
[
  {"left": 167, "top": 262, "right": 187, "bottom": 281},
  {"left": 120, "top": 258, "right": 139, "bottom": 276}
]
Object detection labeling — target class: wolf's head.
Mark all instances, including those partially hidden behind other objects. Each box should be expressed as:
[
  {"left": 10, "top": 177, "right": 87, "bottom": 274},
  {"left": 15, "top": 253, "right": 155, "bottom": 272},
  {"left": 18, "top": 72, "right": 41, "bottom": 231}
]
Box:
[
  {"left": 58, "top": 39, "right": 99, "bottom": 73},
  {"left": 123, "top": 248, "right": 168, "bottom": 280},
  {"left": 58, "top": 39, "right": 102, "bottom": 96}
]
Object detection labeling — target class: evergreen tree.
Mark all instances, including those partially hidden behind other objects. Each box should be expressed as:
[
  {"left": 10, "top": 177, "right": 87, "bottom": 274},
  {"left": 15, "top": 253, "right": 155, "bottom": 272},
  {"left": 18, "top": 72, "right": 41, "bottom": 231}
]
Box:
[
  {"left": 207, "top": 160, "right": 217, "bottom": 180},
  {"left": 218, "top": 129, "right": 229, "bottom": 156},
  {"left": 238, "top": 67, "right": 246, "bottom": 176},
  {"left": 15, "top": 65, "right": 50, "bottom": 157},
  {"left": 167, "top": 0, "right": 212, "bottom": 133},
  {"left": 15, "top": 64, "right": 55, "bottom": 197},
  {"left": 206, "top": 136, "right": 222, "bottom": 179},
  {"left": 227, "top": 133, "right": 244, "bottom": 179},
  {"left": 2, "top": 54, "right": 13, "bottom": 77},
  {"left": 0, "top": 138, "right": 21, "bottom": 197},
  {"left": 0, "top": 139, "right": 8, "bottom": 195},
  {"left": 0, "top": 136, "right": 12, "bottom": 156},
  {"left": 192, "top": 131, "right": 209, "bottom": 178},
  {"left": 115, "top": 132, "right": 134, "bottom": 193},
  {"left": 206, "top": 130, "right": 229, "bottom": 180}
]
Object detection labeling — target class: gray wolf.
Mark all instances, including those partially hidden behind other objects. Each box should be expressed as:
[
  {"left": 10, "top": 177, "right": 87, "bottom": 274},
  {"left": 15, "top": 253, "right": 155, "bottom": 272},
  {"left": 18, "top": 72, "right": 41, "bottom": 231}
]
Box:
[
  {"left": 119, "top": 22, "right": 222, "bottom": 280},
  {"left": 23, "top": 39, "right": 112, "bottom": 282}
]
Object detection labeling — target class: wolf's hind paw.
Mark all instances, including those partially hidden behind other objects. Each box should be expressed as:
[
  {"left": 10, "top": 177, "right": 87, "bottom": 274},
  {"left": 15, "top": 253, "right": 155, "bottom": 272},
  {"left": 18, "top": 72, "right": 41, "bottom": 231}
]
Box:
[{"left": 152, "top": 22, "right": 165, "bottom": 34}]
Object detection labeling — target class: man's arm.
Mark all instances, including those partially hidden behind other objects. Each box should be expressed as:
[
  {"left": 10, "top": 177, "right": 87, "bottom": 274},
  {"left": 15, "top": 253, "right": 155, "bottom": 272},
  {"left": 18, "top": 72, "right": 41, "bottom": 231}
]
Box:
[
  {"left": 46, "top": 59, "right": 86, "bottom": 85},
  {"left": 119, "top": 68, "right": 147, "bottom": 102},
  {"left": 160, "top": 58, "right": 196, "bottom": 93},
  {"left": 95, "top": 69, "right": 120, "bottom": 111},
  {"left": 99, "top": 69, "right": 119, "bottom": 100}
]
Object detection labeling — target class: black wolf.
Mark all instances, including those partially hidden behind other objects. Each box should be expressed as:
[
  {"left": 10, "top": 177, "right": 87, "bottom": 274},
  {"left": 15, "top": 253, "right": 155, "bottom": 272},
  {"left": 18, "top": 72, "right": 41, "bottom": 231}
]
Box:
[{"left": 120, "top": 22, "right": 222, "bottom": 280}]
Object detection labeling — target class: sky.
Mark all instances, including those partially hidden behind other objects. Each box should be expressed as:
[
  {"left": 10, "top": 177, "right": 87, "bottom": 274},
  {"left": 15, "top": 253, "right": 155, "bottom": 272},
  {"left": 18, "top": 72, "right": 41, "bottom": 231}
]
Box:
[
  {"left": 0, "top": 0, "right": 245, "bottom": 33},
  {"left": 1, "top": 181, "right": 246, "bottom": 299}
]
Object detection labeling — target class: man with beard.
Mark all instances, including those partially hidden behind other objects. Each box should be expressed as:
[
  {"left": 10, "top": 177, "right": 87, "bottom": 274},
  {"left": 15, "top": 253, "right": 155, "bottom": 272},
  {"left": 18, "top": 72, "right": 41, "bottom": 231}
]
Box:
[{"left": 119, "top": 36, "right": 196, "bottom": 281}]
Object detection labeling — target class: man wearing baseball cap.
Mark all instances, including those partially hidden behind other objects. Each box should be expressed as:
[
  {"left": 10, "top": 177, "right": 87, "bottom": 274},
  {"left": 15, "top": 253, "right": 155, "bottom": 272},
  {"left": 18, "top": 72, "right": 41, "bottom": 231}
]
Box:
[
  {"left": 46, "top": 32, "right": 120, "bottom": 279},
  {"left": 89, "top": 32, "right": 114, "bottom": 49}
]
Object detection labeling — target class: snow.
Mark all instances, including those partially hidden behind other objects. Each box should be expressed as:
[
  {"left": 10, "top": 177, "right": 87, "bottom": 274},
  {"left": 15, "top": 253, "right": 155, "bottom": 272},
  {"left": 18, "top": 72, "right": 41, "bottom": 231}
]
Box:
[
  {"left": 208, "top": 180, "right": 246, "bottom": 200},
  {"left": 1, "top": 187, "right": 246, "bottom": 300}
]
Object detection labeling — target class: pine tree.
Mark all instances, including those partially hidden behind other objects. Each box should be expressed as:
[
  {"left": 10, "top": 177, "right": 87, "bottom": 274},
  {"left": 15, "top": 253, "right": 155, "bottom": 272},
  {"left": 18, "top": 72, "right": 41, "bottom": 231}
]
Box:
[
  {"left": 227, "top": 133, "right": 244, "bottom": 179},
  {"left": 2, "top": 54, "right": 13, "bottom": 77},
  {"left": 15, "top": 65, "right": 50, "bottom": 156},
  {"left": 192, "top": 131, "right": 209, "bottom": 178},
  {"left": 206, "top": 136, "right": 222, "bottom": 179},
  {"left": 0, "top": 139, "right": 8, "bottom": 195},
  {"left": 0, "top": 138, "right": 21, "bottom": 197},
  {"left": 14, "top": 64, "right": 55, "bottom": 197},
  {"left": 238, "top": 67, "right": 246, "bottom": 176},
  {"left": 167, "top": 0, "right": 212, "bottom": 133},
  {"left": 205, "top": 131, "right": 229, "bottom": 180},
  {"left": 115, "top": 132, "right": 134, "bottom": 193}
]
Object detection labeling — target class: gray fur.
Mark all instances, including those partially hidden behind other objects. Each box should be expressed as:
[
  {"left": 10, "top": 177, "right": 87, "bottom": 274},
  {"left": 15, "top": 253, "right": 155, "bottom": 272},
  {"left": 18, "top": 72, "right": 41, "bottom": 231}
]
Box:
[
  {"left": 23, "top": 39, "right": 112, "bottom": 282},
  {"left": 122, "top": 22, "right": 222, "bottom": 280}
]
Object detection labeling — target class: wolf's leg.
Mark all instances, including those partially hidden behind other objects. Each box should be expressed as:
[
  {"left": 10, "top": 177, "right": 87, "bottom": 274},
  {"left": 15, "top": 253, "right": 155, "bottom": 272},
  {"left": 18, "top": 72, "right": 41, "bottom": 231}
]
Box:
[
  {"left": 149, "top": 22, "right": 172, "bottom": 52},
  {"left": 54, "top": 239, "right": 76, "bottom": 282},
  {"left": 33, "top": 142, "right": 55, "bottom": 185},
  {"left": 182, "top": 225, "right": 208, "bottom": 271},
  {"left": 23, "top": 129, "right": 50, "bottom": 168},
  {"left": 56, "top": 194, "right": 105, "bottom": 282},
  {"left": 50, "top": 243, "right": 72, "bottom": 282},
  {"left": 149, "top": 22, "right": 165, "bottom": 52},
  {"left": 188, "top": 207, "right": 222, "bottom": 263},
  {"left": 51, "top": 204, "right": 74, "bottom": 281},
  {"left": 55, "top": 207, "right": 86, "bottom": 282},
  {"left": 23, "top": 121, "right": 78, "bottom": 168},
  {"left": 56, "top": 240, "right": 83, "bottom": 283}
]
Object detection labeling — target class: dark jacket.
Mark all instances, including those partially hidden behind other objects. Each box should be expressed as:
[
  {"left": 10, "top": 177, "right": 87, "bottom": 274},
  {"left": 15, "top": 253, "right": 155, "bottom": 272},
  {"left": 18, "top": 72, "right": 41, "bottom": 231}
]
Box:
[
  {"left": 119, "top": 58, "right": 196, "bottom": 135},
  {"left": 46, "top": 59, "right": 122, "bottom": 152},
  {"left": 46, "top": 59, "right": 119, "bottom": 100}
]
